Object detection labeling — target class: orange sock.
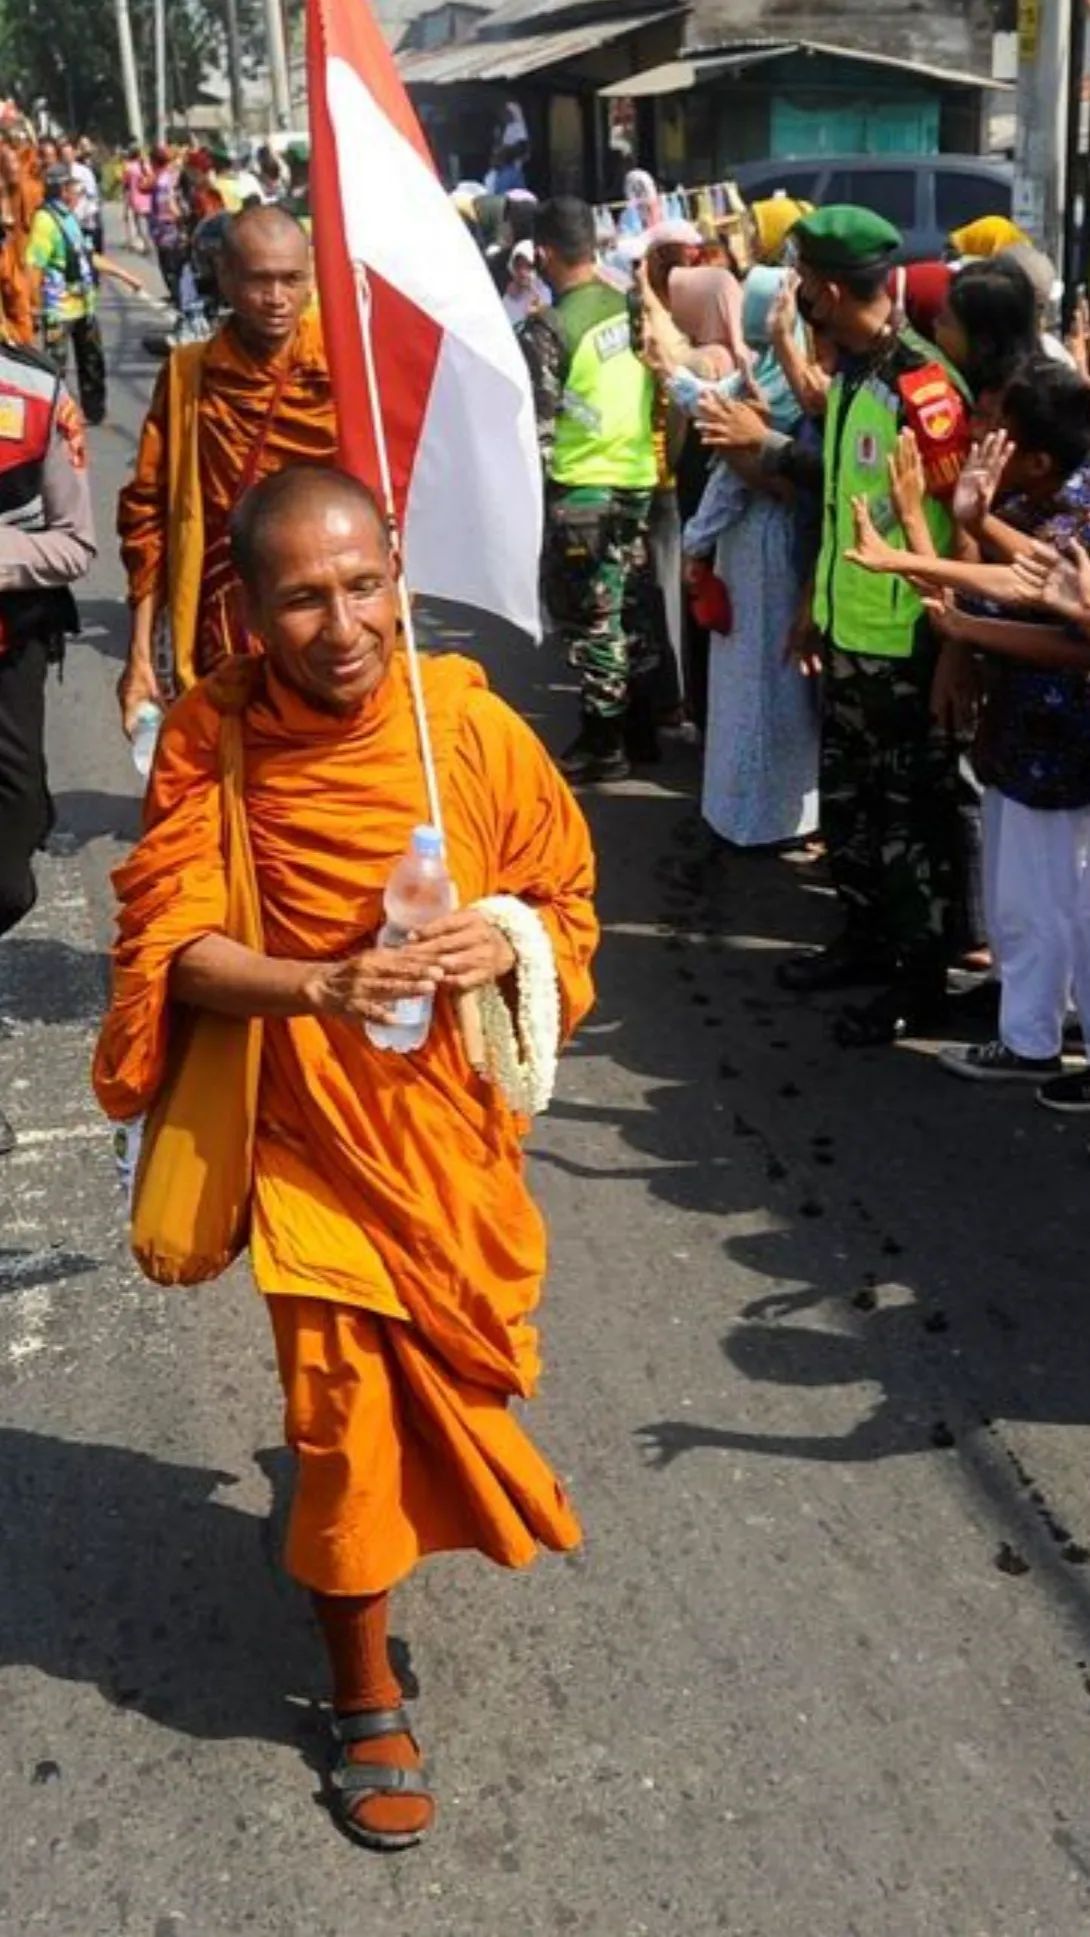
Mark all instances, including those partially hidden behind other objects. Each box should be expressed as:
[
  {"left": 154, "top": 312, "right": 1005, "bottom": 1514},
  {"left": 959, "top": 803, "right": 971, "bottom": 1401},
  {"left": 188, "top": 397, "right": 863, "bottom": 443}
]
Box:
[{"left": 312, "top": 1590, "right": 433, "bottom": 1842}]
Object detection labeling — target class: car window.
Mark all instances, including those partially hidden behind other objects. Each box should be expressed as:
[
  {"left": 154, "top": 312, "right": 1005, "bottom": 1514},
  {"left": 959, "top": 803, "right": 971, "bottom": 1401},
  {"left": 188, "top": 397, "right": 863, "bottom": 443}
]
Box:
[
  {"left": 935, "top": 171, "right": 1012, "bottom": 232},
  {"left": 741, "top": 166, "right": 820, "bottom": 202},
  {"left": 824, "top": 169, "right": 917, "bottom": 228}
]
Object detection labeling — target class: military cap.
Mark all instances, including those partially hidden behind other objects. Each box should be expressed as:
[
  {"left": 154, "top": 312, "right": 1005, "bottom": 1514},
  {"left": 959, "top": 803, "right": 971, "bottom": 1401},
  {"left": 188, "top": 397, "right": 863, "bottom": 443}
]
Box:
[{"left": 791, "top": 204, "right": 902, "bottom": 273}]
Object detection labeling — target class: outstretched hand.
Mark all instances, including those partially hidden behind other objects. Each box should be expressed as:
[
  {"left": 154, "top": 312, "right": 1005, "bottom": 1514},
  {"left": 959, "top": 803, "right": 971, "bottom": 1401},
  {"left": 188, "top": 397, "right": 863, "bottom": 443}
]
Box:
[
  {"left": 844, "top": 494, "right": 897, "bottom": 573},
  {"left": 888, "top": 427, "right": 926, "bottom": 530},
  {"left": 952, "top": 429, "right": 1013, "bottom": 532}
]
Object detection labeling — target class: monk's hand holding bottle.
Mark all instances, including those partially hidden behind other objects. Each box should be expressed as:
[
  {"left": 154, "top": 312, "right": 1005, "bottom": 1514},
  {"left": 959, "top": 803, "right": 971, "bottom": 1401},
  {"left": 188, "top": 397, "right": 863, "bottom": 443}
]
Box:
[
  {"left": 309, "top": 944, "right": 444, "bottom": 1027},
  {"left": 412, "top": 910, "right": 516, "bottom": 994}
]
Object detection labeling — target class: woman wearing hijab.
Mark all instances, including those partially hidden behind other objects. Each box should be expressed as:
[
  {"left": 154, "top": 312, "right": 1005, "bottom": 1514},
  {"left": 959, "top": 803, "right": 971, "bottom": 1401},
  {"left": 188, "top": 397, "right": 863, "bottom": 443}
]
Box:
[{"left": 677, "top": 268, "right": 820, "bottom": 848}]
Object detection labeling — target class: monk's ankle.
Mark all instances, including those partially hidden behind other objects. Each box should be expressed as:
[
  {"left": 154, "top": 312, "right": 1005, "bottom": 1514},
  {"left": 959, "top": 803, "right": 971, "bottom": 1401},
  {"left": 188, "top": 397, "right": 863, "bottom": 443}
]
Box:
[{"left": 341, "top": 1716, "right": 433, "bottom": 1840}]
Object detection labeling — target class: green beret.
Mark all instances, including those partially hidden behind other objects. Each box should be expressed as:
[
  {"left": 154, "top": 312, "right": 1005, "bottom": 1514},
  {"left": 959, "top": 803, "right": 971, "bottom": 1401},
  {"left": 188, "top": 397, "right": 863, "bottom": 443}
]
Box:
[{"left": 791, "top": 203, "right": 902, "bottom": 272}]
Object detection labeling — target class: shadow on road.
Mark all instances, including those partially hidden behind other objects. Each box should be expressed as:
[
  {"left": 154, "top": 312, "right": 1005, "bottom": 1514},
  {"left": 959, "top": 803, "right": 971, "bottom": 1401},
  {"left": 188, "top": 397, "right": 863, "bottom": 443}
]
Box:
[
  {"left": 51, "top": 788, "right": 141, "bottom": 850},
  {"left": 0, "top": 1429, "right": 326, "bottom": 1753}
]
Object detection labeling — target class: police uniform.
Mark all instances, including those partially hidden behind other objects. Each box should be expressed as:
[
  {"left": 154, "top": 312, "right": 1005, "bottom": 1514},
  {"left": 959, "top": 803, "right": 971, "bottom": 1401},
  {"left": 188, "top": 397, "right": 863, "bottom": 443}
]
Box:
[
  {"left": 521, "top": 277, "right": 659, "bottom": 782},
  {"left": 0, "top": 342, "right": 95, "bottom": 942},
  {"left": 788, "top": 206, "right": 970, "bottom": 1039}
]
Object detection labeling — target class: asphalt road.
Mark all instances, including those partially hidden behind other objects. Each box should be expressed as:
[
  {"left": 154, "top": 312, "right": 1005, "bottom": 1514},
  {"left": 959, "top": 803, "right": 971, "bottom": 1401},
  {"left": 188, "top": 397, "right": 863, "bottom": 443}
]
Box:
[{"left": 4, "top": 273, "right": 1090, "bottom": 1937}]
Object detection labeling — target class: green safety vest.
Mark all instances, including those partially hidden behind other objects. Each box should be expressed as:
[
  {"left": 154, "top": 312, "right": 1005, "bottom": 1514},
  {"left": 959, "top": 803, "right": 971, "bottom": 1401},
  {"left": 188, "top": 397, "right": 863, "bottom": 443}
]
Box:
[
  {"left": 550, "top": 281, "right": 657, "bottom": 491},
  {"left": 815, "top": 331, "right": 959, "bottom": 659}
]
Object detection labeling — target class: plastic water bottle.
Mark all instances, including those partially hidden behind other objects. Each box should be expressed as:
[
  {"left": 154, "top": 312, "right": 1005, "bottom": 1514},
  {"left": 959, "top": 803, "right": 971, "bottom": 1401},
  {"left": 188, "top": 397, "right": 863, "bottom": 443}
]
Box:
[
  {"left": 365, "top": 825, "right": 454, "bottom": 1054},
  {"left": 131, "top": 701, "right": 164, "bottom": 781}
]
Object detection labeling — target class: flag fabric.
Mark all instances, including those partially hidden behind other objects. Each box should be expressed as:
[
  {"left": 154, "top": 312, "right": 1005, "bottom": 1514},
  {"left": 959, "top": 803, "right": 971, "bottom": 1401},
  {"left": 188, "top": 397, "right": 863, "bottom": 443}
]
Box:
[{"left": 306, "top": 0, "right": 543, "bottom": 637}]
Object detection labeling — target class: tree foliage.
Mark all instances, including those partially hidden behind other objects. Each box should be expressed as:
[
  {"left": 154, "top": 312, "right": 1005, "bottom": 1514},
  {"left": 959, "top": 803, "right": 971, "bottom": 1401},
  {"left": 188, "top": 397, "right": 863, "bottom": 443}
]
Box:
[{"left": 0, "top": 0, "right": 268, "bottom": 142}]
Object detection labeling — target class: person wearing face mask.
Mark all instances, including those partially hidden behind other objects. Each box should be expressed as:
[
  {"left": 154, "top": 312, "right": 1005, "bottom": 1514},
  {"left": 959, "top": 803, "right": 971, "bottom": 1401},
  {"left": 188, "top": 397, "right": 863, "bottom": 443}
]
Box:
[{"left": 773, "top": 205, "right": 971, "bottom": 1046}]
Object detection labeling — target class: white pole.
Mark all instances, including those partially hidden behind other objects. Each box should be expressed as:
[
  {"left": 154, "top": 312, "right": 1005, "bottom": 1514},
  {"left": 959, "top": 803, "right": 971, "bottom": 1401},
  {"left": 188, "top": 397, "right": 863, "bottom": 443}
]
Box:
[
  {"left": 263, "top": 0, "right": 293, "bottom": 130},
  {"left": 154, "top": 0, "right": 167, "bottom": 143},
  {"left": 1013, "top": 0, "right": 1069, "bottom": 260},
  {"left": 114, "top": 0, "right": 145, "bottom": 149}
]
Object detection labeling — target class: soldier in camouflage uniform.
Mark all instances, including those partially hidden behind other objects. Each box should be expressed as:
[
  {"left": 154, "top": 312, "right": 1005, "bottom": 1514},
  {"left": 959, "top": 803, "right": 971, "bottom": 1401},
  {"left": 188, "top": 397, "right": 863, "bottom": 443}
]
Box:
[
  {"left": 522, "top": 197, "right": 659, "bottom": 783},
  {"left": 777, "top": 205, "right": 970, "bottom": 1046}
]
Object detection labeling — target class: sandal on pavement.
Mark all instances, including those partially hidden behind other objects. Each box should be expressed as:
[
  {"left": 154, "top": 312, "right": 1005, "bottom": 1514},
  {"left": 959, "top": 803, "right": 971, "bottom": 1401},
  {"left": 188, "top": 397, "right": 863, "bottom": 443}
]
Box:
[{"left": 328, "top": 1706, "right": 434, "bottom": 1854}]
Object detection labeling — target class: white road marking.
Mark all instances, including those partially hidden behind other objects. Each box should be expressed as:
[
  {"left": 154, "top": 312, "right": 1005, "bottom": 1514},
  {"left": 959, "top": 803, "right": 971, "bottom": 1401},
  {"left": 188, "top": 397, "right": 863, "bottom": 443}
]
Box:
[
  {"left": 3, "top": 1285, "right": 51, "bottom": 1362},
  {"left": 11, "top": 1121, "right": 105, "bottom": 1148}
]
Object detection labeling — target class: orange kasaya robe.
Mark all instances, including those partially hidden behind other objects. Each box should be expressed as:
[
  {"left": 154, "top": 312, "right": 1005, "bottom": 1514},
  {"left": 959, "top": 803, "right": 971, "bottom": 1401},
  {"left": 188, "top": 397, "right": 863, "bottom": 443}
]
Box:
[
  {"left": 117, "top": 310, "right": 337, "bottom": 689},
  {"left": 92, "top": 651, "right": 598, "bottom": 1595},
  {"left": 0, "top": 155, "right": 38, "bottom": 344}
]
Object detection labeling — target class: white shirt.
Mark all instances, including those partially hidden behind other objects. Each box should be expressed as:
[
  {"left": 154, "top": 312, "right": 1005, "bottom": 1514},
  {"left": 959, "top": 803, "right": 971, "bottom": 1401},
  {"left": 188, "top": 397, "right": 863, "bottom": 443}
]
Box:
[{"left": 71, "top": 160, "right": 100, "bottom": 229}]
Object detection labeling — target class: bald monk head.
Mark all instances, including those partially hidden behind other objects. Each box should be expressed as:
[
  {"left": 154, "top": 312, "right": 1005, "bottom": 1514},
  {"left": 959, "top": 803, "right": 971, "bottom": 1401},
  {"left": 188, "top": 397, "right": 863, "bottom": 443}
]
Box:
[
  {"left": 231, "top": 466, "right": 397, "bottom": 715},
  {"left": 219, "top": 204, "right": 312, "bottom": 358}
]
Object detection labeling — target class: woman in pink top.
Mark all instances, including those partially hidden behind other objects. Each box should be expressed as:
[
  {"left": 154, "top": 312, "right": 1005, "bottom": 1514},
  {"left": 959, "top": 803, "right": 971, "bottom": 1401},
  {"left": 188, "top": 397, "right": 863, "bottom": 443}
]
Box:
[{"left": 121, "top": 144, "right": 151, "bottom": 253}]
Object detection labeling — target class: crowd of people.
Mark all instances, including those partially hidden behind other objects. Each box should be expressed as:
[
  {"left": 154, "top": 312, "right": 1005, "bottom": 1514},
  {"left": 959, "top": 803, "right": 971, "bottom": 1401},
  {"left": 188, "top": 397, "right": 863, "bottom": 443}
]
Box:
[
  {"left": 3, "top": 128, "right": 1090, "bottom": 1852},
  {"left": 454, "top": 176, "right": 1090, "bottom": 1099}
]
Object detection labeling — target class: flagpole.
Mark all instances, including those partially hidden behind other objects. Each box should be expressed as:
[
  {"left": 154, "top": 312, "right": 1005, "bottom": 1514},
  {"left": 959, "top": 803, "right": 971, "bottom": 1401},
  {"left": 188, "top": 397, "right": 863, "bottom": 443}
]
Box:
[{"left": 353, "top": 263, "right": 487, "bottom": 1075}]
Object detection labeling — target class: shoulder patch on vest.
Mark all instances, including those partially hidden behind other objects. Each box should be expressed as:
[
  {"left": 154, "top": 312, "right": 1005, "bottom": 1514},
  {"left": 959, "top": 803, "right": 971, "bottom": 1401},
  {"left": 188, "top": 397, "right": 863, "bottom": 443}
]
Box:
[{"left": 896, "top": 362, "right": 970, "bottom": 500}]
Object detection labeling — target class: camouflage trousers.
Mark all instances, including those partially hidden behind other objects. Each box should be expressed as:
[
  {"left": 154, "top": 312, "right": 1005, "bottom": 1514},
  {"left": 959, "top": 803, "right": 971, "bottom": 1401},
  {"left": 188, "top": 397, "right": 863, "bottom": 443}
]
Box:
[
  {"left": 821, "top": 643, "right": 961, "bottom": 978},
  {"left": 542, "top": 485, "right": 658, "bottom": 719}
]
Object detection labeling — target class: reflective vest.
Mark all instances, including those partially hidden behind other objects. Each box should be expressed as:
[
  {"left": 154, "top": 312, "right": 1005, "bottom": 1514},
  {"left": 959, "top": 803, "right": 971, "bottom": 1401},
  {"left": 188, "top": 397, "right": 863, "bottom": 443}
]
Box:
[
  {"left": 0, "top": 342, "right": 79, "bottom": 656},
  {"left": 815, "top": 329, "right": 968, "bottom": 659},
  {"left": 550, "top": 281, "right": 657, "bottom": 491}
]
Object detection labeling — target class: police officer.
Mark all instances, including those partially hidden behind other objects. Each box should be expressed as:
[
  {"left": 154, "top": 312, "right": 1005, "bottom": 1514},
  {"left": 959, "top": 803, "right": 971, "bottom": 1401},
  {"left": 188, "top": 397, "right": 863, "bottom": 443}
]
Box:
[
  {"left": 522, "top": 196, "right": 659, "bottom": 784},
  {"left": 0, "top": 341, "right": 96, "bottom": 1153},
  {"left": 777, "top": 205, "right": 970, "bottom": 1047}
]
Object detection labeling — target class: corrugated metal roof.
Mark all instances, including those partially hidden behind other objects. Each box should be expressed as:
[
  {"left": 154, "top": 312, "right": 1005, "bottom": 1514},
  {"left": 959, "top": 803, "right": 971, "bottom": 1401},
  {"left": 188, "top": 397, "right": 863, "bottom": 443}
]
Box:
[
  {"left": 398, "top": 10, "right": 675, "bottom": 82},
  {"left": 599, "top": 47, "right": 779, "bottom": 94},
  {"left": 600, "top": 32, "right": 1009, "bottom": 92}
]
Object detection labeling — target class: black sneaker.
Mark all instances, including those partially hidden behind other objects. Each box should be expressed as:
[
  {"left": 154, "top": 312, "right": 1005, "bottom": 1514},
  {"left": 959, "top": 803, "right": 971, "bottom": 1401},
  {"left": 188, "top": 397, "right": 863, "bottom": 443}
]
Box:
[
  {"left": 0, "top": 1107, "right": 15, "bottom": 1156},
  {"left": 1037, "top": 1069, "right": 1090, "bottom": 1112},
  {"left": 938, "top": 1040, "right": 1062, "bottom": 1083},
  {"left": 558, "top": 716, "right": 631, "bottom": 785}
]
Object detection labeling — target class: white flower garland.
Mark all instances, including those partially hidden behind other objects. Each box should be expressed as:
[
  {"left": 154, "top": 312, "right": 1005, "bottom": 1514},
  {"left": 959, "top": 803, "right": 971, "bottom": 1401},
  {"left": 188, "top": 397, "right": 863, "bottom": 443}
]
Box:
[{"left": 473, "top": 894, "right": 560, "bottom": 1116}]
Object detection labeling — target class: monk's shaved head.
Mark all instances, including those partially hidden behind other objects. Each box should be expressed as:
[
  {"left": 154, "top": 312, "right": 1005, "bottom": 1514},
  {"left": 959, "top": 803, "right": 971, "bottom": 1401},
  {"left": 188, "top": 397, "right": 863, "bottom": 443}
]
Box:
[
  {"left": 231, "top": 465, "right": 389, "bottom": 590},
  {"left": 219, "top": 202, "right": 313, "bottom": 354},
  {"left": 222, "top": 202, "right": 309, "bottom": 269},
  {"left": 232, "top": 465, "right": 398, "bottom": 715}
]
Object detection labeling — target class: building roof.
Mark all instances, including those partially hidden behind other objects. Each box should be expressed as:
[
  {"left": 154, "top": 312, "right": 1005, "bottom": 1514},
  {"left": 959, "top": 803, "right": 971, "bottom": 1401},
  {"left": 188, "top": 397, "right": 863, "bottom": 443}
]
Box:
[
  {"left": 685, "top": 0, "right": 986, "bottom": 67},
  {"left": 398, "top": 8, "right": 677, "bottom": 82},
  {"left": 600, "top": 36, "right": 1009, "bottom": 94}
]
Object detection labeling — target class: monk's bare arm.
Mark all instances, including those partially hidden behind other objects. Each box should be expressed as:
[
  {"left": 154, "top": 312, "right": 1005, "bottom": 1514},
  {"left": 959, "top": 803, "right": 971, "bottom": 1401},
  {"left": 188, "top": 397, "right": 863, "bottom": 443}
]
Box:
[
  {"left": 171, "top": 934, "right": 443, "bottom": 1025},
  {"left": 117, "top": 365, "right": 171, "bottom": 733}
]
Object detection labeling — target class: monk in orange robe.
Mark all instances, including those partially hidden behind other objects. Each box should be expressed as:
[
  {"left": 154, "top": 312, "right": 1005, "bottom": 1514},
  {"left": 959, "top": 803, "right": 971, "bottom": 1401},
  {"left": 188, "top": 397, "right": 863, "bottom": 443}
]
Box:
[
  {"left": 93, "top": 466, "right": 597, "bottom": 1852},
  {"left": 0, "top": 134, "right": 38, "bottom": 343},
  {"left": 116, "top": 204, "right": 336, "bottom": 736}
]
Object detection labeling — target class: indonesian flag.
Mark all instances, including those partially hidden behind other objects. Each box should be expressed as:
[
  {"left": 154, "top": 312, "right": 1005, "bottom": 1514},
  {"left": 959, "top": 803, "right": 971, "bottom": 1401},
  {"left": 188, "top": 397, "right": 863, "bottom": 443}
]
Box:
[{"left": 307, "top": 0, "right": 543, "bottom": 637}]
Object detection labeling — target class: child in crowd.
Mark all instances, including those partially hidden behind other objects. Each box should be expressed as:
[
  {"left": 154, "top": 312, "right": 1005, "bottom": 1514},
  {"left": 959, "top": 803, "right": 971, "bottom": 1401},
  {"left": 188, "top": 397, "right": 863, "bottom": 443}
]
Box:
[{"left": 847, "top": 359, "right": 1090, "bottom": 1096}]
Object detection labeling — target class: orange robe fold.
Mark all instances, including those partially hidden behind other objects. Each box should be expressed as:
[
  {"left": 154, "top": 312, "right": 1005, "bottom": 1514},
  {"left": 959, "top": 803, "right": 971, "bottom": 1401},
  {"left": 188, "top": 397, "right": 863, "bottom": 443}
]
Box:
[
  {"left": 93, "top": 653, "right": 598, "bottom": 1591},
  {"left": 117, "top": 312, "right": 337, "bottom": 683}
]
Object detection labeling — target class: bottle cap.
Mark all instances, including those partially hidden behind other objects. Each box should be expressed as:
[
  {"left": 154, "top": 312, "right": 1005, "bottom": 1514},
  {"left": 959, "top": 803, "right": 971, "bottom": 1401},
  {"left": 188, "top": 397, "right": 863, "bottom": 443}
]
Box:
[{"left": 411, "top": 824, "right": 444, "bottom": 859}]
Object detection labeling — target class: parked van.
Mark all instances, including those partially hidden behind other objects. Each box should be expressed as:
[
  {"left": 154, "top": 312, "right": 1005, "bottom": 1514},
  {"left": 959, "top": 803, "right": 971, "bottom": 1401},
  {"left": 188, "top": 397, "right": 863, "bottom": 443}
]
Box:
[{"left": 732, "top": 155, "right": 1013, "bottom": 262}]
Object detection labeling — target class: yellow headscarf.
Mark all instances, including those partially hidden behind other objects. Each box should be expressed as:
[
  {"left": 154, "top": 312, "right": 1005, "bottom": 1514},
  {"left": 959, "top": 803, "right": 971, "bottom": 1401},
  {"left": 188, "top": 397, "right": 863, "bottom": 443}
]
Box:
[
  {"left": 948, "top": 214, "right": 1029, "bottom": 259},
  {"left": 750, "top": 196, "right": 814, "bottom": 263}
]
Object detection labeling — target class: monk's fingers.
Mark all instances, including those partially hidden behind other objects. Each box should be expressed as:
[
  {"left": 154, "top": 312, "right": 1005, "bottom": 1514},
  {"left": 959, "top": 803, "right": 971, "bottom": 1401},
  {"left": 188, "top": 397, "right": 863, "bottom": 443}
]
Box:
[{"left": 413, "top": 911, "right": 489, "bottom": 945}]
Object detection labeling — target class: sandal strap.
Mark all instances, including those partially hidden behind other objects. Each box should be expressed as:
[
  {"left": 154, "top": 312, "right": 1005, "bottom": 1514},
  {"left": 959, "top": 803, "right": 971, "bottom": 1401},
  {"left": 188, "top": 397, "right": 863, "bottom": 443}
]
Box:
[
  {"left": 333, "top": 1761, "right": 431, "bottom": 1801},
  {"left": 332, "top": 1705, "right": 414, "bottom": 1745}
]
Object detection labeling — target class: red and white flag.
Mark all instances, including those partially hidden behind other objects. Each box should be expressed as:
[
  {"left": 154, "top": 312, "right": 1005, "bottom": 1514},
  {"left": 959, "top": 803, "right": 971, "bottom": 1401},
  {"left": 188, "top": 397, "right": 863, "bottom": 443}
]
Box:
[{"left": 307, "top": 0, "right": 542, "bottom": 637}]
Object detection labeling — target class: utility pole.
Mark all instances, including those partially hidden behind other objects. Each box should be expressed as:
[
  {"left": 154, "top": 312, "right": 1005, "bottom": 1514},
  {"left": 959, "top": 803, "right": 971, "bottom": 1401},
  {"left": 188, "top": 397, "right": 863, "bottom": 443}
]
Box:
[
  {"left": 114, "top": 0, "right": 145, "bottom": 149},
  {"left": 154, "top": 0, "right": 167, "bottom": 142},
  {"left": 1013, "top": 0, "right": 1070, "bottom": 262},
  {"left": 224, "top": 0, "right": 245, "bottom": 134},
  {"left": 263, "top": 0, "right": 293, "bottom": 129},
  {"left": 1061, "top": 0, "right": 1089, "bottom": 315}
]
